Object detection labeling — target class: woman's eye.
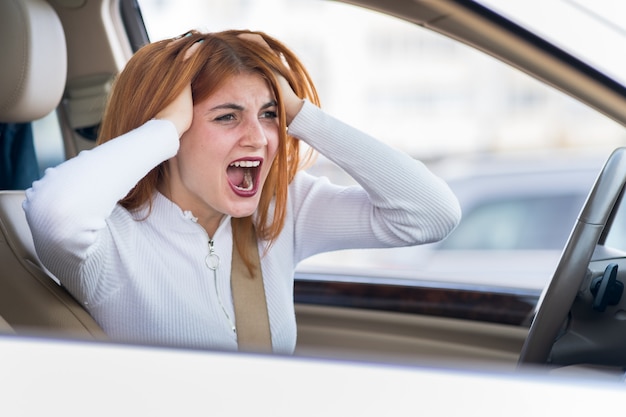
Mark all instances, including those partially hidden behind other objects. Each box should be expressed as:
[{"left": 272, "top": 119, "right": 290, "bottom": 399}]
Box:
[
  {"left": 215, "top": 114, "right": 236, "bottom": 122},
  {"left": 215, "top": 113, "right": 235, "bottom": 122},
  {"left": 261, "top": 110, "right": 278, "bottom": 119}
]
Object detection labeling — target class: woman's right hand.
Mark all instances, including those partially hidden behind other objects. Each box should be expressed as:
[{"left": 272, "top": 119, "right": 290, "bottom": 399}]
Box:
[
  {"left": 155, "top": 83, "right": 193, "bottom": 137},
  {"left": 155, "top": 39, "right": 203, "bottom": 137}
]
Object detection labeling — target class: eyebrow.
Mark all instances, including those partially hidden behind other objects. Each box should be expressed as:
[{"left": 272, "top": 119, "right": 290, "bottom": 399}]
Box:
[{"left": 207, "top": 100, "right": 277, "bottom": 113}]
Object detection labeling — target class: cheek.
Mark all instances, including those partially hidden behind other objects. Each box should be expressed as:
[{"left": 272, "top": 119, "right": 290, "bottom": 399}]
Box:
[
  {"left": 266, "top": 128, "right": 280, "bottom": 159},
  {"left": 180, "top": 122, "right": 220, "bottom": 161},
  {"left": 177, "top": 136, "right": 202, "bottom": 168},
  {"left": 177, "top": 133, "right": 216, "bottom": 177}
]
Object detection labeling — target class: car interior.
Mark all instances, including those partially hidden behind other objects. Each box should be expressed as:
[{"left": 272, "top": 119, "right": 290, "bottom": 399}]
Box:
[
  {"left": 2, "top": 0, "right": 626, "bottom": 379},
  {"left": 0, "top": 0, "right": 106, "bottom": 340}
]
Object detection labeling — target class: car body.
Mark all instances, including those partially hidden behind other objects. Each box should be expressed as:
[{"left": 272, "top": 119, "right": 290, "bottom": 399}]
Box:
[
  {"left": 2, "top": 0, "right": 626, "bottom": 413},
  {"left": 1, "top": 335, "right": 626, "bottom": 416}
]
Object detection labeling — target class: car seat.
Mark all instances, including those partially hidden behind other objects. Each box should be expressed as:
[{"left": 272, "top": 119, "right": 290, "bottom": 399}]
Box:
[{"left": 0, "top": 0, "right": 105, "bottom": 339}]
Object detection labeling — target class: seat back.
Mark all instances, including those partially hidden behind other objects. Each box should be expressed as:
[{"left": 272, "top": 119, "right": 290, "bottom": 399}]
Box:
[
  {"left": 0, "top": 191, "right": 105, "bottom": 338},
  {"left": 0, "top": 0, "right": 105, "bottom": 339},
  {"left": 0, "top": 0, "right": 67, "bottom": 122},
  {"left": 0, "top": 315, "right": 14, "bottom": 335}
]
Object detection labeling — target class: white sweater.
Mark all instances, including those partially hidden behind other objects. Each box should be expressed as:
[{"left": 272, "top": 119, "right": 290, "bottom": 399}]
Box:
[{"left": 23, "top": 101, "right": 461, "bottom": 354}]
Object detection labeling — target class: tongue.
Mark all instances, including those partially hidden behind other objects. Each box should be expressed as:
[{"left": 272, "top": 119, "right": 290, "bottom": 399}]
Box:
[{"left": 227, "top": 166, "right": 245, "bottom": 187}]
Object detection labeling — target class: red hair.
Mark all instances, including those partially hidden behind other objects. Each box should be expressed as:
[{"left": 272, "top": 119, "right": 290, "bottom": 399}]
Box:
[{"left": 97, "top": 30, "right": 320, "bottom": 270}]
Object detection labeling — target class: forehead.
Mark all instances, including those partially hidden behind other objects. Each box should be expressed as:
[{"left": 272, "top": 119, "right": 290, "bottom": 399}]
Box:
[{"left": 199, "top": 72, "right": 275, "bottom": 108}]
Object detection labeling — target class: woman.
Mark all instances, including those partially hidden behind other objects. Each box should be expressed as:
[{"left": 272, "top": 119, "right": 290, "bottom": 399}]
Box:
[{"left": 23, "top": 30, "right": 461, "bottom": 354}]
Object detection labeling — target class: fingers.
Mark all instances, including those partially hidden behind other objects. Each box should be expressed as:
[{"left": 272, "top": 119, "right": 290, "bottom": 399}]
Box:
[
  {"left": 155, "top": 85, "right": 193, "bottom": 137},
  {"left": 183, "top": 39, "right": 203, "bottom": 60},
  {"left": 238, "top": 33, "right": 271, "bottom": 49},
  {"left": 166, "top": 31, "right": 193, "bottom": 48},
  {"left": 166, "top": 31, "right": 204, "bottom": 61},
  {"left": 237, "top": 33, "right": 303, "bottom": 123},
  {"left": 150, "top": 32, "right": 205, "bottom": 137}
]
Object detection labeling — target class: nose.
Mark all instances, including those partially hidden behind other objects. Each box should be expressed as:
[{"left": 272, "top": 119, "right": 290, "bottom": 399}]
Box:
[{"left": 240, "top": 117, "right": 268, "bottom": 149}]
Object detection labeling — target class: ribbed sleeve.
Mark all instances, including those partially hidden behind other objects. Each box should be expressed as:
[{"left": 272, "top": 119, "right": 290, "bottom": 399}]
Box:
[
  {"left": 23, "top": 119, "right": 179, "bottom": 297},
  {"left": 287, "top": 100, "right": 461, "bottom": 260}
]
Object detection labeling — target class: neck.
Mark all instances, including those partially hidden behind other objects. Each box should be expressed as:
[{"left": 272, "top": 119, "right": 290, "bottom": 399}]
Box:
[
  {"left": 198, "top": 215, "right": 224, "bottom": 238},
  {"left": 157, "top": 182, "right": 224, "bottom": 237}
]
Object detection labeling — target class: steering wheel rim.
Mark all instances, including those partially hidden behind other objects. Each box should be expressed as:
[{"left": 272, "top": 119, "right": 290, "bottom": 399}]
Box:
[{"left": 518, "top": 147, "right": 626, "bottom": 365}]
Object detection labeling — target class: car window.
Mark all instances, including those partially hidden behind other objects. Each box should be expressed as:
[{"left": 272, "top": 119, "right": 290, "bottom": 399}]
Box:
[
  {"left": 440, "top": 194, "right": 586, "bottom": 250},
  {"left": 478, "top": 1, "right": 626, "bottom": 87},
  {"left": 32, "top": 111, "right": 65, "bottom": 176},
  {"left": 0, "top": 112, "right": 64, "bottom": 190},
  {"left": 137, "top": 0, "right": 623, "bottom": 157},
  {"left": 136, "top": 0, "right": 623, "bottom": 289}
]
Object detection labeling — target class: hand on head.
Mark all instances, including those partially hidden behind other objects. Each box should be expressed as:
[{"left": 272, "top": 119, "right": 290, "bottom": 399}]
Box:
[
  {"left": 155, "top": 36, "right": 204, "bottom": 137},
  {"left": 155, "top": 30, "right": 305, "bottom": 137},
  {"left": 238, "top": 33, "right": 304, "bottom": 125}
]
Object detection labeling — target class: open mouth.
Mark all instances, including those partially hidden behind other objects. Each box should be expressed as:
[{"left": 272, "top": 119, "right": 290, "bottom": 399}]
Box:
[{"left": 226, "top": 159, "right": 261, "bottom": 195}]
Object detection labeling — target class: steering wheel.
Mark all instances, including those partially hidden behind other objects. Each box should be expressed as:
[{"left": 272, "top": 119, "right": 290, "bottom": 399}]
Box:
[{"left": 518, "top": 147, "right": 626, "bottom": 365}]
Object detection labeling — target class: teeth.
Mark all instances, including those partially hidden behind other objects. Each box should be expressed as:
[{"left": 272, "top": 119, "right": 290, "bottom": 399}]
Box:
[
  {"left": 229, "top": 160, "right": 258, "bottom": 192},
  {"left": 230, "top": 160, "right": 260, "bottom": 168}
]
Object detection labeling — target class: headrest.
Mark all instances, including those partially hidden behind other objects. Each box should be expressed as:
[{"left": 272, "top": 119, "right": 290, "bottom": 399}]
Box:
[{"left": 0, "top": 0, "right": 67, "bottom": 123}]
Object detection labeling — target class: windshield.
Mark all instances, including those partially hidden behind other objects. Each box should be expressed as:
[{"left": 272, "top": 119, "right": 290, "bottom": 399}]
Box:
[{"left": 478, "top": 0, "right": 626, "bottom": 87}]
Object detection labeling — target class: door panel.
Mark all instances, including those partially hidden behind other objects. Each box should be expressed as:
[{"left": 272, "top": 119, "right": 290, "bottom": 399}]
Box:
[{"left": 295, "top": 304, "right": 529, "bottom": 369}]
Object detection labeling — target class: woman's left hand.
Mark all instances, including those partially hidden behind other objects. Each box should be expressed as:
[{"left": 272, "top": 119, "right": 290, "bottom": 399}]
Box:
[
  {"left": 276, "top": 74, "right": 304, "bottom": 126},
  {"left": 238, "top": 33, "right": 304, "bottom": 125}
]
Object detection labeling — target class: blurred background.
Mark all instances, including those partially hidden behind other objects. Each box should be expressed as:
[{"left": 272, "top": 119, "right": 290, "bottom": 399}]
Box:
[
  {"left": 133, "top": 0, "right": 626, "bottom": 290},
  {"left": 138, "top": 0, "right": 625, "bottom": 159}
]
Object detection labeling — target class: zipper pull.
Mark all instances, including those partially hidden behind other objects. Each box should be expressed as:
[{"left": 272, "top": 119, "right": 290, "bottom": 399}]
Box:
[{"left": 205, "top": 239, "right": 220, "bottom": 270}]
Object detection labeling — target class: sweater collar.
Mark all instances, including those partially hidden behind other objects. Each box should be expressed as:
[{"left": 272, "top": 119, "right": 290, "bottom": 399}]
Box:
[{"left": 141, "top": 191, "right": 232, "bottom": 234}]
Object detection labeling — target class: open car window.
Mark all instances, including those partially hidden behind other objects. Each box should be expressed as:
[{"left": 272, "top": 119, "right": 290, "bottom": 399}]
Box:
[{"left": 137, "top": 0, "right": 623, "bottom": 291}]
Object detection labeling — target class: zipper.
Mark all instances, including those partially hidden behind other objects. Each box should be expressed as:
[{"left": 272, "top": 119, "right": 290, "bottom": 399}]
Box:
[
  {"left": 204, "top": 238, "right": 236, "bottom": 335},
  {"left": 205, "top": 239, "right": 220, "bottom": 270}
]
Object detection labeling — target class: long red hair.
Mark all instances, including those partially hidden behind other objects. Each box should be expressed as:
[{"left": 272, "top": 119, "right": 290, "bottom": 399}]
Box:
[{"left": 97, "top": 30, "right": 320, "bottom": 270}]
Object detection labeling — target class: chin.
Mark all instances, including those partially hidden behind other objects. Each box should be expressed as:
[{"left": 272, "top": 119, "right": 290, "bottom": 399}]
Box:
[{"left": 227, "top": 203, "right": 259, "bottom": 219}]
